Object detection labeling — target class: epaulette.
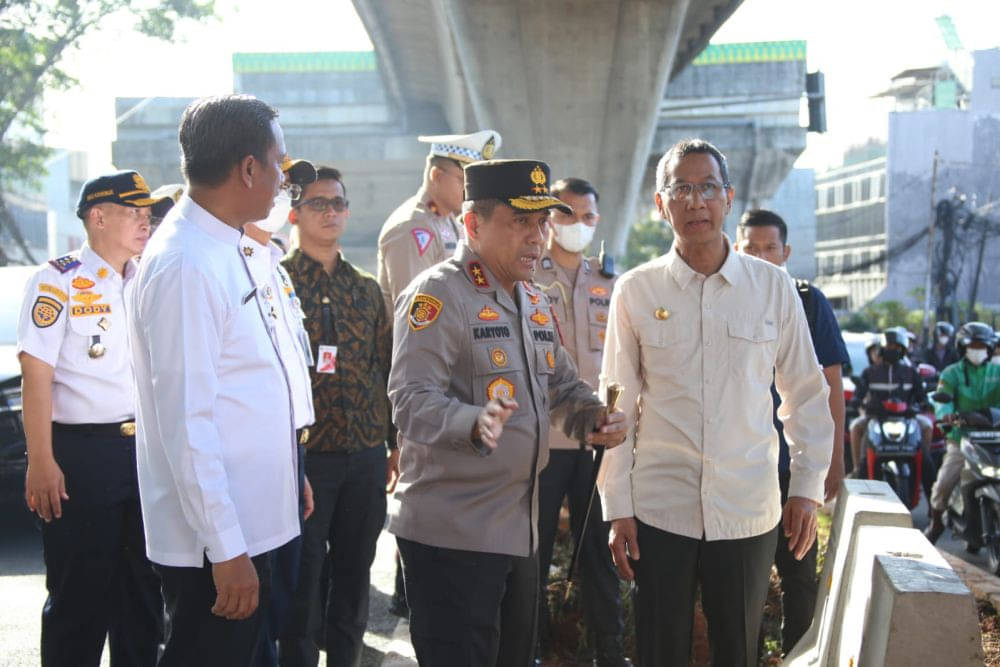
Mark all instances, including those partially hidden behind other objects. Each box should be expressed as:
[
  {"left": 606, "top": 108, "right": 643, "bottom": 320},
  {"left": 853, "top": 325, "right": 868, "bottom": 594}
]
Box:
[{"left": 48, "top": 253, "right": 81, "bottom": 274}]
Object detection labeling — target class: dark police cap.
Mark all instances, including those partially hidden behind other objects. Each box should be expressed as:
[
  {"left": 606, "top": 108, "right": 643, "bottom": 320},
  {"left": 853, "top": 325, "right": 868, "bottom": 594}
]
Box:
[
  {"left": 464, "top": 159, "right": 572, "bottom": 214},
  {"left": 281, "top": 157, "right": 318, "bottom": 186},
  {"left": 76, "top": 170, "right": 173, "bottom": 219}
]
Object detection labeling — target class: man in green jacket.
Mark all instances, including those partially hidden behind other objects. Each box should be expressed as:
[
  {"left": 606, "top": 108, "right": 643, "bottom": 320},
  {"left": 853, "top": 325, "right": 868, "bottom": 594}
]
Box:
[{"left": 925, "top": 322, "right": 1000, "bottom": 543}]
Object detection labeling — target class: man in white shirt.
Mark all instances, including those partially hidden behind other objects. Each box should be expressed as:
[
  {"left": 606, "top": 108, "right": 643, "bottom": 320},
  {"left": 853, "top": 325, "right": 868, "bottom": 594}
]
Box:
[
  {"left": 598, "top": 139, "right": 833, "bottom": 667},
  {"left": 18, "top": 170, "right": 169, "bottom": 667},
  {"left": 130, "top": 94, "right": 301, "bottom": 666}
]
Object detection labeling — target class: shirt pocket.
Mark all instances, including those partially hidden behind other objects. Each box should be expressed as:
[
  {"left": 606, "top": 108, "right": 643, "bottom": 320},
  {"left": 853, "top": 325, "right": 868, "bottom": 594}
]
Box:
[
  {"left": 636, "top": 319, "right": 689, "bottom": 366},
  {"left": 67, "top": 307, "right": 109, "bottom": 359},
  {"left": 471, "top": 341, "right": 524, "bottom": 405},
  {"left": 726, "top": 319, "right": 778, "bottom": 382}
]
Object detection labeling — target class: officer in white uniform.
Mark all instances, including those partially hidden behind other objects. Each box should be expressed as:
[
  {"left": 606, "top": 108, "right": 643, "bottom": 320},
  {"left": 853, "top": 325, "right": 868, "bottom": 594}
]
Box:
[
  {"left": 242, "top": 157, "right": 319, "bottom": 667},
  {"left": 17, "top": 170, "right": 171, "bottom": 667}
]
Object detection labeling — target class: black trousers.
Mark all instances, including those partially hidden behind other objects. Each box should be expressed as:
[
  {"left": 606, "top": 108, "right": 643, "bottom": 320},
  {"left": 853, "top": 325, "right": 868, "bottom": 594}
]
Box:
[
  {"left": 537, "top": 449, "right": 624, "bottom": 655},
  {"left": 397, "top": 537, "right": 538, "bottom": 667},
  {"left": 155, "top": 552, "right": 274, "bottom": 667},
  {"left": 771, "top": 471, "right": 818, "bottom": 655},
  {"left": 633, "top": 520, "right": 778, "bottom": 667},
  {"left": 40, "top": 425, "right": 162, "bottom": 667},
  {"left": 256, "top": 444, "right": 307, "bottom": 667},
  {"left": 279, "top": 445, "right": 387, "bottom": 667}
]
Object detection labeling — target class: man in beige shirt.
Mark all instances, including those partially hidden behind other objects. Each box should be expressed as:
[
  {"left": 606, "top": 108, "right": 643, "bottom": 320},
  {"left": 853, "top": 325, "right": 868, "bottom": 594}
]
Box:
[{"left": 598, "top": 139, "right": 833, "bottom": 667}]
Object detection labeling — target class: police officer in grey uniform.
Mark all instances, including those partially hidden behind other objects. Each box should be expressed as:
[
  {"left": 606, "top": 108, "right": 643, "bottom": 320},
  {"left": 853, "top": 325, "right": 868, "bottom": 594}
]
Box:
[
  {"left": 388, "top": 159, "right": 628, "bottom": 667},
  {"left": 533, "top": 177, "right": 627, "bottom": 665},
  {"left": 17, "top": 170, "right": 170, "bottom": 666}
]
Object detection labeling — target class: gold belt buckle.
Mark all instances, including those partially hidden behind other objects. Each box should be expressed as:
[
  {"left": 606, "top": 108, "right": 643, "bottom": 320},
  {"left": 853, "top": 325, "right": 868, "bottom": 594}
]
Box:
[
  {"left": 298, "top": 428, "right": 310, "bottom": 445},
  {"left": 120, "top": 421, "right": 136, "bottom": 437}
]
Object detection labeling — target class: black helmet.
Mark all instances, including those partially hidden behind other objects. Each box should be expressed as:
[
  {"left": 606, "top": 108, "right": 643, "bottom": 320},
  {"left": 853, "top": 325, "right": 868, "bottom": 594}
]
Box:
[
  {"left": 956, "top": 322, "right": 997, "bottom": 357},
  {"left": 880, "top": 327, "right": 910, "bottom": 364},
  {"left": 934, "top": 321, "right": 955, "bottom": 339}
]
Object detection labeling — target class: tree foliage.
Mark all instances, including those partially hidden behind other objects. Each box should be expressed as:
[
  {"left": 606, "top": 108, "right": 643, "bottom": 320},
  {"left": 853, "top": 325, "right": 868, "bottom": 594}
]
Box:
[
  {"left": 622, "top": 216, "right": 674, "bottom": 270},
  {"left": 0, "top": 0, "right": 214, "bottom": 263}
]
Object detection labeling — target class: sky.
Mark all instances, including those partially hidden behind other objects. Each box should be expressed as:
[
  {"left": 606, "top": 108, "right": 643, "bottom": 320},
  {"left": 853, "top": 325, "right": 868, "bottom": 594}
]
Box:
[{"left": 38, "top": 0, "right": 1000, "bottom": 174}]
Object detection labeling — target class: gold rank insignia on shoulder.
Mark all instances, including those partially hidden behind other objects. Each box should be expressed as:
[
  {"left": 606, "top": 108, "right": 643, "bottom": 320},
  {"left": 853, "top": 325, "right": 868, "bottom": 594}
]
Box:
[
  {"left": 529, "top": 309, "right": 550, "bottom": 326},
  {"left": 96, "top": 267, "right": 109, "bottom": 280},
  {"left": 32, "top": 295, "right": 63, "bottom": 328},
  {"left": 487, "top": 376, "right": 515, "bottom": 401},
  {"left": 408, "top": 293, "right": 443, "bottom": 331},
  {"left": 655, "top": 307, "right": 670, "bottom": 320},
  {"left": 468, "top": 262, "right": 490, "bottom": 288}
]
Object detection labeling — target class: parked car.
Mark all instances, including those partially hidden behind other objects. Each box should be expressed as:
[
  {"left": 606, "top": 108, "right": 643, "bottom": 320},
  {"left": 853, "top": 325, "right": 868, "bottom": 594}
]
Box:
[{"left": 0, "top": 265, "right": 36, "bottom": 505}]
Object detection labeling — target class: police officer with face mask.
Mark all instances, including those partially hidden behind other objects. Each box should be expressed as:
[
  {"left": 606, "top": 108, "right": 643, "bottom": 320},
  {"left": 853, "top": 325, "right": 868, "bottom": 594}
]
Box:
[
  {"left": 532, "top": 177, "right": 627, "bottom": 666},
  {"left": 925, "top": 322, "right": 1000, "bottom": 543}
]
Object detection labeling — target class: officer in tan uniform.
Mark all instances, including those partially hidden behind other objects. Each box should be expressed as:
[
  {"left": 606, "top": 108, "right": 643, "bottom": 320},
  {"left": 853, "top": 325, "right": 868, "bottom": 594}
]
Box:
[
  {"left": 376, "top": 129, "right": 501, "bottom": 315},
  {"left": 532, "top": 177, "right": 627, "bottom": 666},
  {"left": 388, "top": 160, "right": 628, "bottom": 667},
  {"left": 377, "top": 129, "right": 500, "bottom": 616}
]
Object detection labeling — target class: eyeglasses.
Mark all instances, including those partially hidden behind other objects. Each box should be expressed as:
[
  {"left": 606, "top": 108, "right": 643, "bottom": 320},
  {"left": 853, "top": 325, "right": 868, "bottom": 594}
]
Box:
[
  {"left": 281, "top": 182, "right": 302, "bottom": 201},
  {"left": 663, "top": 181, "right": 727, "bottom": 202},
  {"left": 296, "top": 196, "right": 350, "bottom": 213}
]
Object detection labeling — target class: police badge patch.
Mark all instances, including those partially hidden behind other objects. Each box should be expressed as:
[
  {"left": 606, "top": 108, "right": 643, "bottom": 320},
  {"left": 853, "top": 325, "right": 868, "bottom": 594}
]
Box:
[
  {"left": 408, "top": 293, "right": 443, "bottom": 331},
  {"left": 487, "top": 377, "right": 515, "bottom": 401},
  {"left": 32, "top": 295, "right": 63, "bottom": 328}
]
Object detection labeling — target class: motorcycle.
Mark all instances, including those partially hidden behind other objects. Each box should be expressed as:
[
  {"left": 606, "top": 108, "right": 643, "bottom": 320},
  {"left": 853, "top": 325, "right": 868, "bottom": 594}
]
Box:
[
  {"left": 860, "top": 399, "right": 925, "bottom": 509},
  {"left": 935, "top": 392, "right": 1000, "bottom": 573}
]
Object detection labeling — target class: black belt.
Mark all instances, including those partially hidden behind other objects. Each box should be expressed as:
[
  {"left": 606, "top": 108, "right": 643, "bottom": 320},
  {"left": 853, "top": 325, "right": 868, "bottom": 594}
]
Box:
[
  {"left": 296, "top": 427, "right": 310, "bottom": 446},
  {"left": 53, "top": 421, "right": 136, "bottom": 438}
]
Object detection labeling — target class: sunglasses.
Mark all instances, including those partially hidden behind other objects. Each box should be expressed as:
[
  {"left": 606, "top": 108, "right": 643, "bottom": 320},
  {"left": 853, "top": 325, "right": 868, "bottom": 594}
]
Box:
[{"left": 296, "top": 196, "right": 349, "bottom": 213}]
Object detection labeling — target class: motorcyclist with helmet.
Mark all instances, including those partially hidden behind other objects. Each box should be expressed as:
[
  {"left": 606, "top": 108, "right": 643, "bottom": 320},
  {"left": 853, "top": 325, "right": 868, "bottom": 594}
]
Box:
[
  {"left": 849, "top": 326, "right": 934, "bottom": 477},
  {"left": 925, "top": 322, "right": 1000, "bottom": 543},
  {"left": 921, "top": 321, "right": 960, "bottom": 373}
]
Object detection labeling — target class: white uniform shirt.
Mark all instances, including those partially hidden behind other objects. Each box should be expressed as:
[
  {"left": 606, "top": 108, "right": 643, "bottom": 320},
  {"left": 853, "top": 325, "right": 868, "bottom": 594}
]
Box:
[
  {"left": 17, "top": 244, "right": 137, "bottom": 423},
  {"left": 239, "top": 234, "right": 315, "bottom": 430},
  {"left": 597, "top": 246, "right": 833, "bottom": 541},
  {"left": 129, "top": 196, "right": 299, "bottom": 567}
]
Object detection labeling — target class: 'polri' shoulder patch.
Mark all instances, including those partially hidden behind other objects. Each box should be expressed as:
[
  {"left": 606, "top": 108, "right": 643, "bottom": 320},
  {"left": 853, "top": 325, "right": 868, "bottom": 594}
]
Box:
[{"left": 407, "top": 293, "right": 443, "bottom": 331}]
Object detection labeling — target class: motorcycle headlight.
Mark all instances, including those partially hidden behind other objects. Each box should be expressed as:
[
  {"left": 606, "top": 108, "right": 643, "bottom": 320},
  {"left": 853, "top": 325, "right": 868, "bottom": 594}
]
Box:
[
  {"left": 979, "top": 465, "right": 1000, "bottom": 479},
  {"left": 883, "top": 421, "right": 906, "bottom": 441}
]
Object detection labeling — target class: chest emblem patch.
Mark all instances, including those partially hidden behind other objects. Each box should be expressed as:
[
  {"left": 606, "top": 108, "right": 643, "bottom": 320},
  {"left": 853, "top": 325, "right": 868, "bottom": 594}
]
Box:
[
  {"left": 529, "top": 309, "right": 550, "bottom": 326},
  {"left": 72, "top": 291, "right": 103, "bottom": 305},
  {"left": 71, "top": 276, "right": 95, "bottom": 290},
  {"left": 478, "top": 306, "right": 500, "bottom": 321},
  {"left": 408, "top": 293, "right": 443, "bottom": 331},
  {"left": 590, "top": 286, "right": 609, "bottom": 297},
  {"left": 490, "top": 348, "right": 508, "bottom": 368},
  {"left": 487, "top": 377, "right": 515, "bottom": 401},
  {"left": 412, "top": 228, "right": 434, "bottom": 256},
  {"left": 546, "top": 349, "right": 555, "bottom": 369}
]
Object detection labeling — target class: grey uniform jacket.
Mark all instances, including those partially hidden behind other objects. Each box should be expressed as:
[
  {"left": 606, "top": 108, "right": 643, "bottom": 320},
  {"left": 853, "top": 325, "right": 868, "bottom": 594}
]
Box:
[
  {"left": 534, "top": 254, "right": 617, "bottom": 450},
  {"left": 387, "top": 243, "right": 604, "bottom": 557}
]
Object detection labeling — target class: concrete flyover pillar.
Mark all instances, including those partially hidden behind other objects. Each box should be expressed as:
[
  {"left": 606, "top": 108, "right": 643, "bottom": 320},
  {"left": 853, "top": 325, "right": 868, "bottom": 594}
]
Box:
[{"left": 439, "top": 0, "right": 691, "bottom": 256}]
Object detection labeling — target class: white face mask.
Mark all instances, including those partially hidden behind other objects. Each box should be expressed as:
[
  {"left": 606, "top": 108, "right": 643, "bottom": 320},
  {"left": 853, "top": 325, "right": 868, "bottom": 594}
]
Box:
[
  {"left": 254, "top": 192, "right": 293, "bottom": 234},
  {"left": 552, "top": 221, "right": 595, "bottom": 254},
  {"left": 938, "top": 336, "right": 950, "bottom": 346},
  {"left": 966, "top": 348, "right": 989, "bottom": 366}
]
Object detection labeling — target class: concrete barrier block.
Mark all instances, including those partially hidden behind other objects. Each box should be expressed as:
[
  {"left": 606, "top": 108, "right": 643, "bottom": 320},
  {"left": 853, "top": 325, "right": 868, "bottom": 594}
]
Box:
[
  {"left": 786, "top": 479, "right": 914, "bottom": 666},
  {"left": 858, "top": 554, "right": 982, "bottom": 666}
]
